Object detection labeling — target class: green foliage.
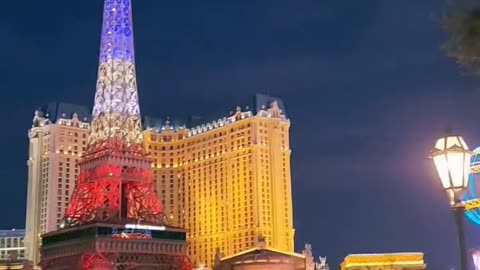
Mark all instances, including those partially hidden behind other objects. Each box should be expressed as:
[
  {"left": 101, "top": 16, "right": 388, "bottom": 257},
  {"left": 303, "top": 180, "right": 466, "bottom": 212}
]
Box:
[{"left": 443, "top": 0, "right": 480, "bottom": 77}]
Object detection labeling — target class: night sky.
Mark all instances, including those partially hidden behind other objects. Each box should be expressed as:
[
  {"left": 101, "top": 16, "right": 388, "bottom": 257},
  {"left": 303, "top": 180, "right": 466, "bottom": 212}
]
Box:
[{"left": 1, "top": 0, "right": 480, "bottom": 269}]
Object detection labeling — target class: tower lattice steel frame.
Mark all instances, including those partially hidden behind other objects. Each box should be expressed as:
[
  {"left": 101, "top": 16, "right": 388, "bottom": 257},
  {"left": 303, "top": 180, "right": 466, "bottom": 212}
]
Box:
[
  {"left": 64, "top": 0, "right": 162, "bottom": 227},
  {"left": 39, "top": 1, "right": 192, "bottom": 269}
]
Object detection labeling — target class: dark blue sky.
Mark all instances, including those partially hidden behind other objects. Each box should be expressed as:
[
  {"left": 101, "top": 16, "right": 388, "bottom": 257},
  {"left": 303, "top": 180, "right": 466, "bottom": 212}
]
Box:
[{"left": 1, "top": 0, "right": 480, "bottom": 269}]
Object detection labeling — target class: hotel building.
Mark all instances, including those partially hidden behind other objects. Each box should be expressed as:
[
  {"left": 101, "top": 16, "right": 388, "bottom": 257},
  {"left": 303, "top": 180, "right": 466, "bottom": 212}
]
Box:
[
  {"left": 143, "top": 94, "right": 295, "bottom": 266},
  {"left": 25, "top": 94, "right": 295, "bottom": 267},
  {"left": 24, "top": 103, "right": 90, "bottom": 265}
]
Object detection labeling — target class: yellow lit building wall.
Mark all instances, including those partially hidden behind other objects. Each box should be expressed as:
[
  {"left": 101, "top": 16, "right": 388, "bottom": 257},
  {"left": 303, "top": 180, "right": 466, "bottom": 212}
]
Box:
[
  {"left": 144, "top": 102, "right": 294, "bottom": 267},
  {"left": 341, "top": 253, "right": 426, "bottom": 270}
]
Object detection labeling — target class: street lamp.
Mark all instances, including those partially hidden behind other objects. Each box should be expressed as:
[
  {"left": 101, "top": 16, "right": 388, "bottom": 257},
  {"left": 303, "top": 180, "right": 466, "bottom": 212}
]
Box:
[{"left": 431, "top": 133, "right": 472, "bottom": 270}]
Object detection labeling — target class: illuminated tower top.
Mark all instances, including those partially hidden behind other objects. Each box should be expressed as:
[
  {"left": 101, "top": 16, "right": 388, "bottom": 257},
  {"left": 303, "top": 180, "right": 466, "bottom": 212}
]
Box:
[
  {"left": 89, "top": 0, "right": 143, "bottom": 152},
  {"left": 99, "top": 0, "right": 135, "bottom": 63},
  {"left": 64, "top": 0, "right": 163, "bottom": 227}
]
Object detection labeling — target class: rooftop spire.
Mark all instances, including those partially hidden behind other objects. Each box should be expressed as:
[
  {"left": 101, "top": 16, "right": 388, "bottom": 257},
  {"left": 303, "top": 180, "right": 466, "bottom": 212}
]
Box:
[{"left": 88, "top": 0, "right": 143, "bottom": 152}]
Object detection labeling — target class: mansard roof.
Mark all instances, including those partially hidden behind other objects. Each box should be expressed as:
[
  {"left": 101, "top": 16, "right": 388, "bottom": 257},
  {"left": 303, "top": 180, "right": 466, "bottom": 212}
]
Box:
[
  {"left": 143, "top": 93, "right": 286, "bottom": 132},
  {"left": 36, "top": 102, "right": 91, "bottom": 123}
]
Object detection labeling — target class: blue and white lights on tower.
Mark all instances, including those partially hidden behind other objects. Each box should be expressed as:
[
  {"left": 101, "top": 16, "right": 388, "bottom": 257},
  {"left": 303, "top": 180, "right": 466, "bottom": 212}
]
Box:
[{"left": 99, "top": 0, "right": 135, "bottom": 63}]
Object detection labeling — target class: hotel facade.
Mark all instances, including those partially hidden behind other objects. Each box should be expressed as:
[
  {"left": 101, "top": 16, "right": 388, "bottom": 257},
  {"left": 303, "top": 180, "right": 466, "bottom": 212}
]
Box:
[
  {"left": 144, "top": 95, "right": 295, "bottom": 266},
  {"left": 24, "top": 103, "right": 90, "bottom": 265}
]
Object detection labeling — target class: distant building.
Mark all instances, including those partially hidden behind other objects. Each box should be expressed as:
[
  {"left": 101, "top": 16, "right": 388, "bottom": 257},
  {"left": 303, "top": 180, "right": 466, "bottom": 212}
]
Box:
[
  {"left": 213, "top": 237, "right": 305, "bottom": 270},
  {"left": 24, "top": 102, "right": 90, "bottom": 265},
  {"left": 213, "top": 240, "right": 329, "bottom": 270},
  {"left": 0, "top": 230, "right": 25, "bottom": 261},
  {"left": 0, "top": 229, "right": 35, "bottom": 269},
  {"left": 341, "top": 253, "right": 426, "bottom": 270}
]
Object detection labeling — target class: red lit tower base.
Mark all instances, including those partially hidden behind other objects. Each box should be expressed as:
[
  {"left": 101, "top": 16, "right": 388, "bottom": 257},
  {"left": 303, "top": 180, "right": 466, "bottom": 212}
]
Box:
[{"left": 40, "top": 223, "right": 192, "bottom": 270}]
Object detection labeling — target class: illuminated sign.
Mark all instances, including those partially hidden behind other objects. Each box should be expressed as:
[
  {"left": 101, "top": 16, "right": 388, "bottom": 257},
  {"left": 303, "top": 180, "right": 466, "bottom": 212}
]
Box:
[
  {"left": 111, "top": 228, "right": 152, "bottom": 240},
  {"left": 125, "top": 224, "right": 166, "bottom": 231}
]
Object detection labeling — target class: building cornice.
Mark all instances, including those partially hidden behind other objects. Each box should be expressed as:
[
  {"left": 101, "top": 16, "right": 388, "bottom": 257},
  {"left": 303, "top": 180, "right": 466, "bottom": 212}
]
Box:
[{"left": 145, "top": 109, "right": 289, "bottom": 139}]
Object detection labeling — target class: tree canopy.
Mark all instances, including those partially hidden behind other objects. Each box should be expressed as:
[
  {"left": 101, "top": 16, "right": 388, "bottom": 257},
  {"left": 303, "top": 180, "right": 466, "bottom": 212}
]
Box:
[{"left": 443, "top": 0, "right": 480, "bottom": 77}]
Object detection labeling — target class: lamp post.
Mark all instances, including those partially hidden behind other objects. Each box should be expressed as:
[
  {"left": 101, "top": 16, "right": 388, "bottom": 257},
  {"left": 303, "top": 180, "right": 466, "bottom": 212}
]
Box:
[{"left": 431, "top": 133, "right": 472, "bottom": 270}]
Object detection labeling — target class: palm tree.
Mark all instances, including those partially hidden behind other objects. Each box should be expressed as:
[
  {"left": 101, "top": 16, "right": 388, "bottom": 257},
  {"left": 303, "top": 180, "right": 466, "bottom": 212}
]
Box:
[{"left": 442, "top": 0, "right": 480, "bottom": 77}]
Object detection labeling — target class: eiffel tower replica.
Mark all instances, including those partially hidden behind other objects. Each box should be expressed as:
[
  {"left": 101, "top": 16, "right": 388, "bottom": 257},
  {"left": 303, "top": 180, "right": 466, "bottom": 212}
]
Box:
[{"left": 40, "top": 0, "right": 192, "bottom": 269}]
